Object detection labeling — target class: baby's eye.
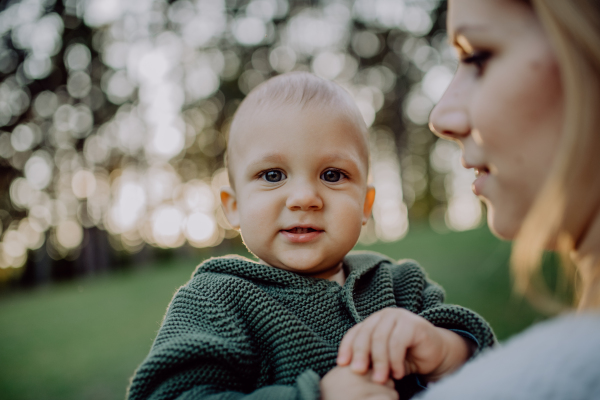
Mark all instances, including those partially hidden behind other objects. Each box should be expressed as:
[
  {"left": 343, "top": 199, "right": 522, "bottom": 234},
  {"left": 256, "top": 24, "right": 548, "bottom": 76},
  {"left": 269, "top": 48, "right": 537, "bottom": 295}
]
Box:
[
  {"left": 321, "top": 169, "right": 345, "bottom": 183},
  {"left": 262, "top": 170, "right": 286, "bottom": 183}
]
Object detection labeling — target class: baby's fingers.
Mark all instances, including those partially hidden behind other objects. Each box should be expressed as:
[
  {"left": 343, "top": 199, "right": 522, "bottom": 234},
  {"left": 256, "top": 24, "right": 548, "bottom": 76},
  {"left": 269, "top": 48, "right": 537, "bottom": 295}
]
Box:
[
  {"left": 337, "top": 324, "right": 362, "bottom": 366},
  {"left": 389, "top": 323, "right": 412, "bottom": 380},
  {"left": 348, "top": 313, "right": 383, "bottom": 374},
  {"left": 370, "top": 316, "right": 397, "bottom": 383}
]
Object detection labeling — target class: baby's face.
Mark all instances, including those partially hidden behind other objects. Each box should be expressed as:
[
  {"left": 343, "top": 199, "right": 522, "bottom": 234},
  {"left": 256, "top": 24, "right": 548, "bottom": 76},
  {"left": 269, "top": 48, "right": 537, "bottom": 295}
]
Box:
[{"left": 221, "top": 103, "right": 375, "bottom": 278}]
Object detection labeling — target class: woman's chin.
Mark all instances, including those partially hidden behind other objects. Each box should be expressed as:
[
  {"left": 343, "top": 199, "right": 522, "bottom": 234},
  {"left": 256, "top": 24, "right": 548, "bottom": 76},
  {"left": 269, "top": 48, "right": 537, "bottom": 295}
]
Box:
[{"left": 486, "top": 207, "right": 519, "bottom": 241}]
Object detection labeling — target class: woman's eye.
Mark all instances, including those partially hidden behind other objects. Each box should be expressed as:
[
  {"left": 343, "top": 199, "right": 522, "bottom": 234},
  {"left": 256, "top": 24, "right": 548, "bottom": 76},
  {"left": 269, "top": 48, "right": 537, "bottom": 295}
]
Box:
[
  {"left": 321, "top": 169, "right": 344, "bottom": 183},
  {"left": 461, "top": 51, "right": 491, "bottom": 74},
  {"left": 262, "top": 170, "right": 286, "bottom": 182}
]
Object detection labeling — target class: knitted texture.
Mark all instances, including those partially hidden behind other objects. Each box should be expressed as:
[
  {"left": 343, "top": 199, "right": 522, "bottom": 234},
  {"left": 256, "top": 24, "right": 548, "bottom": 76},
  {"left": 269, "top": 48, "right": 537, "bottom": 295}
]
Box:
[{"left": 127, "top": 251, "right": 495, "bottom": 400}]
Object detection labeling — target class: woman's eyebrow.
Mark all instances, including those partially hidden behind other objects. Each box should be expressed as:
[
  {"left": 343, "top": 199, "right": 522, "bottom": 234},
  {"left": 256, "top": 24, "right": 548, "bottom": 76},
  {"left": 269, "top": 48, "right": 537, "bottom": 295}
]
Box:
[
  {"left": 452, "top": 24, "right": 488, "bottom": 37},
  {"left": 449, "top": 25, "right": 488, "bottom": 50}
]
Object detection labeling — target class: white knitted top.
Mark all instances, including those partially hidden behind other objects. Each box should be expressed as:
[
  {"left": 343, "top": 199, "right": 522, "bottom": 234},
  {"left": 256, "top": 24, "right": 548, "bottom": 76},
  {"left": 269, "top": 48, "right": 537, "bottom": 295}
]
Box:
[{"left": 417, "top": 312, "right": 600, "bottom": 400}]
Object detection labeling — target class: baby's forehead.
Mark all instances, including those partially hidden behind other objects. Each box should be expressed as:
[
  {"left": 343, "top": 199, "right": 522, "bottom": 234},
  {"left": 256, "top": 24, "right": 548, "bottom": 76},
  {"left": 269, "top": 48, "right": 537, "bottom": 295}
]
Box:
[
  {"left": 226, "top": 101, "right": 370, "bottom": 184},
  {"left": 242, "top": 99, "right": 361, "bottom": 127},
  {"left": 230, "top": 100, "right": 369, "bottom": 152},
  {"left": 226, "top": 72, "right": 371, "bottom": 182},
  {"left": 231, "top": 73, "right": 367, "bottom": 132}
]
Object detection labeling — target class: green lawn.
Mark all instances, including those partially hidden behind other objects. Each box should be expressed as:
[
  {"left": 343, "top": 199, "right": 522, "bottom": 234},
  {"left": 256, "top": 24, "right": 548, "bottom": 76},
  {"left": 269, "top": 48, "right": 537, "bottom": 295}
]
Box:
[{"left": 0, "top": 226, "right": 544, "bottom": 400}]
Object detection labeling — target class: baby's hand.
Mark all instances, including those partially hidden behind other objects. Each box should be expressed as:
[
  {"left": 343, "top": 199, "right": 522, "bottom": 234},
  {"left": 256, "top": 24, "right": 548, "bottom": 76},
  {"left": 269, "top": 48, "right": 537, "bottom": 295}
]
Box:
[
  {"left": 336, "top": 308, "right": 472, "bottom": 384},
  {"left": 320, "top": 366, "right": 398, "bottom": 400}
]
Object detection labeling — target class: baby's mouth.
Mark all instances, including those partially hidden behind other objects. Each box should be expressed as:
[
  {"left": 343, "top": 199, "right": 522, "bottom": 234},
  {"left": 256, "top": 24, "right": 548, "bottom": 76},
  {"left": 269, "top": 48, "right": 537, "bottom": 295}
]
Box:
[
  {"left": 284, "top": 227, "right": 320, "bottom": 234},
  {"left": 280, "top": 226, "right": 324, "bottom": 243}
]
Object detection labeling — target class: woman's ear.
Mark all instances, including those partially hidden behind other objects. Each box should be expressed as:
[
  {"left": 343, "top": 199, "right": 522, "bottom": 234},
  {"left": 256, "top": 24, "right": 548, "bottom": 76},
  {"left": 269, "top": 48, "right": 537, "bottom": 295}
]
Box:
[
  {"left": 220, "top": 186, "right": 240, "bottom": 229},
  {"left": 362, "top": 185, "right": 376, "bottom": 225}
]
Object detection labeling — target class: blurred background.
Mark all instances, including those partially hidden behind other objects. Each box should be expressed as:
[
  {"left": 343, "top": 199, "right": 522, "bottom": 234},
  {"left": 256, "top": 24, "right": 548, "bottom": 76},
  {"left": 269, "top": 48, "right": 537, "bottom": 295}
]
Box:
[{"left": 0, "top": 0, "right": 545, "bottom": 399}]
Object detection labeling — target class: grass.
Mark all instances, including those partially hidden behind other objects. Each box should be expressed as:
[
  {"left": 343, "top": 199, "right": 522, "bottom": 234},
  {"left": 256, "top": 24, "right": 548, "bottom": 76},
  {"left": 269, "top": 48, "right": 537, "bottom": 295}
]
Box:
[{"left": 0, "top": 225, "right": 544, "bottom": 400}]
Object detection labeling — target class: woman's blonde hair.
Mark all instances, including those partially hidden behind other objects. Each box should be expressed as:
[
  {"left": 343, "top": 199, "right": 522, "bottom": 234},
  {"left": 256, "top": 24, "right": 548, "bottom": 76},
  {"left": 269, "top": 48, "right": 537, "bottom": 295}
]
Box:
[{"left": 511, "top": 0, "right": 600, "bottom": 311}]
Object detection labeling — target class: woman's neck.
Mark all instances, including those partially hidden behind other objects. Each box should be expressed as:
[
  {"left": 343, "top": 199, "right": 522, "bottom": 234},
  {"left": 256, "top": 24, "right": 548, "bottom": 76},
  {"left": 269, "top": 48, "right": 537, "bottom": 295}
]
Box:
[{"left": 573, "top": 211, "right": 600, "bottom": 310}]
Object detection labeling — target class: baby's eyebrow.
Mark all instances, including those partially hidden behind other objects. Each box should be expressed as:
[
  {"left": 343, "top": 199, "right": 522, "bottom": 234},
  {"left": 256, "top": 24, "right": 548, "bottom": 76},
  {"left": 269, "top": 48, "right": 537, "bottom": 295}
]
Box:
[
  {"left": 244, "top": 151, "right": 365, "bottom": 174},
  {"left": 321, "top": 152, "right": 356, "bottom": 162},
  {"left": 245, "top": 153, "right": 286, "bottom": 170}
]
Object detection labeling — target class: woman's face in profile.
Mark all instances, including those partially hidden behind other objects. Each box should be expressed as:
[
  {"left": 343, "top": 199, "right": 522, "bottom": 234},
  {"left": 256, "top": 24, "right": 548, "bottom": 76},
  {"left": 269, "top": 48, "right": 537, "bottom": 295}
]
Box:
[{"left": 429, "top": 0, "right": 564, "bottom": 240}]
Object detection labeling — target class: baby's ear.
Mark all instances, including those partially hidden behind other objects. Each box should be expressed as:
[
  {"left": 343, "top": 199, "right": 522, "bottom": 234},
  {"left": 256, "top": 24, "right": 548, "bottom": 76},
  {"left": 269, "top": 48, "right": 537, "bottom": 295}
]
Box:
[
  {"left": 220, "top": 186, "right": 240, "bottom": 229},
  {"left": 362, "top": 185, "right": 376, "bottom": 225}
]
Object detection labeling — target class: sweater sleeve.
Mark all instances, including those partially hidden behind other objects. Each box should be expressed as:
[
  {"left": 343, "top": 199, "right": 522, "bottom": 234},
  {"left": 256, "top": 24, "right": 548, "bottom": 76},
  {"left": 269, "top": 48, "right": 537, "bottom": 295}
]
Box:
[
  {"left": 388, "top": 260, "right": 496, "bottom": 399},
  {"left": 391, "top": 260, "right": 496, "bottom": 356},
  {"left": 126, "top": 282, "right": 322, "bottom": 400}
]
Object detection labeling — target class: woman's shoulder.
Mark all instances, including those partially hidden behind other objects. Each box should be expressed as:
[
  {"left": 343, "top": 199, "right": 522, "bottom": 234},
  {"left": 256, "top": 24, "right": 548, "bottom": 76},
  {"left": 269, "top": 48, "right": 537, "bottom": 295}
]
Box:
[{"left": 417, "top": 312, "right": 600, "bottom": 400}]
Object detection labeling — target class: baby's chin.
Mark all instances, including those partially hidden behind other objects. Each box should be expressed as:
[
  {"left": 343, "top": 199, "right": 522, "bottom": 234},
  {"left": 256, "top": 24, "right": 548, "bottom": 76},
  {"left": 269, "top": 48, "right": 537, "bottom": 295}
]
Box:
[{"left": 258, "top": 254, "right": 343, "bottom": 278}]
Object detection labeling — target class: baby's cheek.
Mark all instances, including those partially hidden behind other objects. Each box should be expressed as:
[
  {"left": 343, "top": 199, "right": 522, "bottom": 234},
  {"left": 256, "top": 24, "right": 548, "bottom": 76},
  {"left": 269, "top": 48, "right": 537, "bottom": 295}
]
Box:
[
  {"left": 331, "top": 201, "right": 364, "bottom": 240},
  {"left": 237, "top": 203, "right": 272, "bottom": 247},
  {"left": 239, "top": 226, "right": 270, "bottom": 262}
]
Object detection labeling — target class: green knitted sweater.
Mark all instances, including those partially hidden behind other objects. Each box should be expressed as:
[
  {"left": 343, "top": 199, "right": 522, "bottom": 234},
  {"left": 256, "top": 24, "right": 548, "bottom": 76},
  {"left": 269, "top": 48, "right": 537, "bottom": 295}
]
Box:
[{"left": 128, "top": 251, "right": 495, "bottom": 400}]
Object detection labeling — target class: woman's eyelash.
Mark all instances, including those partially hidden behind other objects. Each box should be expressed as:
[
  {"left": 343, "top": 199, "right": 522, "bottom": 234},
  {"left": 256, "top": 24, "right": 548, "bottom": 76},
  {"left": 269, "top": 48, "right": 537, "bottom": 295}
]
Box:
[{"left": 461, "top": 51, "right": 491, "bottom": 70}]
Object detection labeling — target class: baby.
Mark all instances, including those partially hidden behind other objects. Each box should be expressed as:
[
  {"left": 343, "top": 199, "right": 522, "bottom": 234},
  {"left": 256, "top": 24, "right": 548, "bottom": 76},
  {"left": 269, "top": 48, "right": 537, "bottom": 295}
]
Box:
[{"left": 127, "top": 72, "right": 495, "bottom": 400}]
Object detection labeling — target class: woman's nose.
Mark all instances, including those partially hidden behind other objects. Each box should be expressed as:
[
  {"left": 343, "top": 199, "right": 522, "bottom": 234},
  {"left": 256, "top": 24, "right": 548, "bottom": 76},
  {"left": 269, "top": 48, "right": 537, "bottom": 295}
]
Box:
[
  {"left": 286, "top": 181, "right": 323, "bottom": 211},
  {"left": 428, "top": 78, "right": 471, "bottom": 140}
]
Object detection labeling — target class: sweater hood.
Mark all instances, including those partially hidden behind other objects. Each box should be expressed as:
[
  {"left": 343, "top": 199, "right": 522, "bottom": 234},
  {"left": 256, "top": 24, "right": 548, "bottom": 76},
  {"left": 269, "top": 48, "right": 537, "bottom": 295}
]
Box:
[
  {"left": 192, "top": 251, "right": 393, "bottom": 292},
  {"left": 192, "top": 252, "right": 398, "bottom": 323}
]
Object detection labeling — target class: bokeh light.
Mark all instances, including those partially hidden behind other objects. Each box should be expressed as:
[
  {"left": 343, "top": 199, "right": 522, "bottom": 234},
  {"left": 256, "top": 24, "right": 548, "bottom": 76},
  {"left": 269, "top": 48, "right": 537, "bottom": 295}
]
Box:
[
  {"left": 56, "top": 219, "right": 83, "bottom": 250},
  {"left": 365, "top": 128, "right": 409, "bottom": 243},
  {"left": 430, "top": 140, "right": 483, "bottom": 232},
  {"left": 152, "top": 205, "right": 186, "bottom": 248}
]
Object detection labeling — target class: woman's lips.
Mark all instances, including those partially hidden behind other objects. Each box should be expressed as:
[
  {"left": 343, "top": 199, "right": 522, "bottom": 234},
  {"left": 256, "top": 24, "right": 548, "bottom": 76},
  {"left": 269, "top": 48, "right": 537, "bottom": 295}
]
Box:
[
  {"left": 472, "top": 167, "right": 490, "bottom": 196},
  {"left": 280, "top": 227, "right": 323, "bottom": 243}
]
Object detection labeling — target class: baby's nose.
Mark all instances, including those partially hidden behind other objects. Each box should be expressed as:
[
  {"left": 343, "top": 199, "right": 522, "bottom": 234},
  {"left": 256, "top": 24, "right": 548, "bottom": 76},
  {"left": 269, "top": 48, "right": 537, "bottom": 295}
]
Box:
[{"left": 286, "top": 183, "right": 323, "bottom": 211}]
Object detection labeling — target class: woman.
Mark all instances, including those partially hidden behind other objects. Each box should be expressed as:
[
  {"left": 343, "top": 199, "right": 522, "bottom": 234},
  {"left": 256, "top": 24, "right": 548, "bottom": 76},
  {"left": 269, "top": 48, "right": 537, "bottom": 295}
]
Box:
[
  {"left": 422, "top": 0, "right": 600, "bottom": 398},
  {"left": 323, "top": 0, "right": 600, "bottom": 399}
]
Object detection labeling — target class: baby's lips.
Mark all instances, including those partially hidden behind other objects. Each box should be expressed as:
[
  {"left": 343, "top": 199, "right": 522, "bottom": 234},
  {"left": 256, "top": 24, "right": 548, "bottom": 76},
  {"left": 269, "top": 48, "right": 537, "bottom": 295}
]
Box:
[
  {"left": 279, "top": 228, "right": 323, "bottom": 243},
  {"left": 280, "top": 224, "right": 324, "bottom": 233}
]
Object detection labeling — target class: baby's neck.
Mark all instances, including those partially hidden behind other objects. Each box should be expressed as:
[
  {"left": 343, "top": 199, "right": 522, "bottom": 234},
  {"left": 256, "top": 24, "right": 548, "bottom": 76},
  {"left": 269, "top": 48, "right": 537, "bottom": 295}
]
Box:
[
  {"left": 322, "top": 263, "right": 346, "bottom": 286},
  {"left": 259, "top": 259, "right": 347, "bottom": 285},
  {"left": 303, "top": 261, "right": 345, "bottom": 285}
]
